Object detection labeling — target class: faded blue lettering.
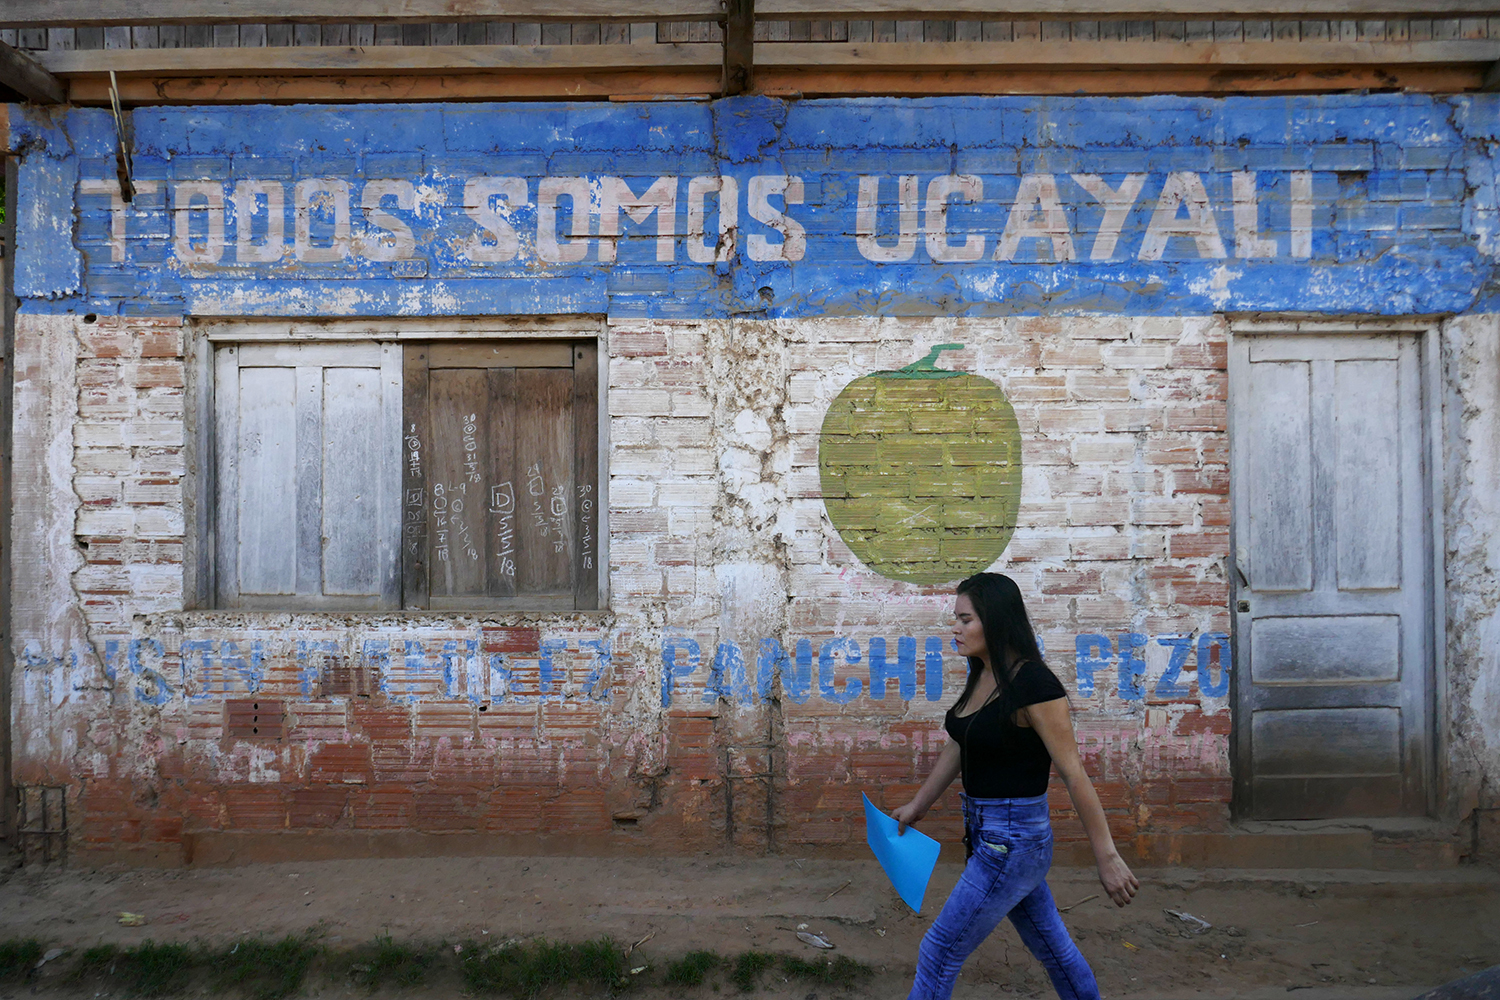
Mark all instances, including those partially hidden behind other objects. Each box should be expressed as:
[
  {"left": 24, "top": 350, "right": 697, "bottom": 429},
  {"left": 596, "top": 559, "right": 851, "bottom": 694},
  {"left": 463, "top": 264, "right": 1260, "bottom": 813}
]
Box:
[
  {"left": 297, "top": 639, "right": 342, "bottom": 697},
  {"left": 128, "top": 637, "right": 171, "bottom": 706},
  {"left": 818, "top": 637, "right": 863, "bottom": 704},
  {"left": 787, "top": 639, "right": 814, "bottom": 705},
  {"left": 924, "top": 636, "right": 945, "bottom": 702},
  {"left": 756, "top": 638, "right": 790, "bottom": 702},
  {"left": 661, "top": 636, "right": 701, "bottom": 708},
  {"left": 579, "top": 638, "right": 611, "bottom": 702},
  {"left": 1154, "top": 635, "right": 1194, "bottom": 699},
  {"left": 1074, "top": 634, "right": 1111, "bottom": 697},
  {"left": 1197, "top": 632, "right": 1232, "bottom": 698},
  {"left": 706, "top": 641, "right": 751, "bottom": 703},
  {"left": 1117, "top": 633, "right": 1148, "bottom": 701},
  {"left": 868, "top": 636, "right": 917, "bottom": 700},
  {"left": 539, "top": 637, "right": 569, "bottom": 700}
]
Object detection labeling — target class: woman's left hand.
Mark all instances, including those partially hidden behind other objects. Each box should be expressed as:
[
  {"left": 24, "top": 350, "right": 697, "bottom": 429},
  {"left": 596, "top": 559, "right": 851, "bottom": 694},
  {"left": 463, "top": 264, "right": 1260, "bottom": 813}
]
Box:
[{"left": 1097, "top": 853, "right": 1139, "bottom": 907}]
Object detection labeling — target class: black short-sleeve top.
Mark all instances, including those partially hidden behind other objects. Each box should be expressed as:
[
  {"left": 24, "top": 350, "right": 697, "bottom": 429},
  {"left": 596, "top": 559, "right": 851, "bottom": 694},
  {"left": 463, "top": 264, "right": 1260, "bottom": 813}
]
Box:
[{"left": 943, "top": 660, "right": 1069, "bottom": 799}]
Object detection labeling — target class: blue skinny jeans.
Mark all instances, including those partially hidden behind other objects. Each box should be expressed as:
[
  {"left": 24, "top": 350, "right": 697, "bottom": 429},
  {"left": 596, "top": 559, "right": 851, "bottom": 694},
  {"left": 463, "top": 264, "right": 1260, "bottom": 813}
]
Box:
[{"left": 908, "top": 794, "right": 1100, "bottom": 1000}]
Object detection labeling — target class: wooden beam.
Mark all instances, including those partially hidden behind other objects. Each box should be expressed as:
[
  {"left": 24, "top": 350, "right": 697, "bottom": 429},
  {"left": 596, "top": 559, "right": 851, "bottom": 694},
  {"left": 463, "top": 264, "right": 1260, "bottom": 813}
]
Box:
[
  {"left": 69, "top": 71, "right": 724, "bottom": 103},
  {"left": 40, "top": 38, "right": 1497, "bottom": 81},
  {"left": 39, "top": 43, "right": 723, "bottom": 77},
  {"left": 8, "top": 0, "right": 1498, "bottom": 25},
  {"left": 3, "top": 1, "right": 722, "bottom": 28},
  {"left": 758, "top": 0, "right": 1500, "bottom": 14},
  {"left": 755, "top": 64, "right": 1482, "bottom": 93},
  {"left": 723, "top": 0, "right": 754, "bottom": 96},
  {"left": 0, "top": 40, "right": 66, "bottom": 104},
  {"left": 756, "top": 38, "right": 1500, "bottom": 67},
  {"left": 62, "top": 63, "right": 1481, "bottom": 104}
]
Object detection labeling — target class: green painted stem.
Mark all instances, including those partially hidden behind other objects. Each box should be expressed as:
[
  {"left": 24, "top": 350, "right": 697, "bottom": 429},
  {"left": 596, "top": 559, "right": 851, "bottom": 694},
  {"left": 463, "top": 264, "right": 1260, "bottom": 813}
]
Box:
[{"left": 878, "top": 343, "right": 965, "bottom": 379}]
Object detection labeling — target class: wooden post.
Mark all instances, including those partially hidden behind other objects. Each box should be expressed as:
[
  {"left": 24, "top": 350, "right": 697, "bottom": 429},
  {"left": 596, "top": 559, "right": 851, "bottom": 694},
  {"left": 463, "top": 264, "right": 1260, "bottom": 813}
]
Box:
[
  {"left": 0, "top": 156, "right": 16, "bottom": 851},
  {"left": 724, "top": 0, "right": 754, "bottom": 95}
]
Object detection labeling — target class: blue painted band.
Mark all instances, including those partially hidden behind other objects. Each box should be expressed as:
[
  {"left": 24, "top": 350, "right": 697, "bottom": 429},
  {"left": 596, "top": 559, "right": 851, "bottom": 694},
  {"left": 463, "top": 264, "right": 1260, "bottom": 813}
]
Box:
[{"left": 11, "top": 94, "right": 1499, "bottom": 317}]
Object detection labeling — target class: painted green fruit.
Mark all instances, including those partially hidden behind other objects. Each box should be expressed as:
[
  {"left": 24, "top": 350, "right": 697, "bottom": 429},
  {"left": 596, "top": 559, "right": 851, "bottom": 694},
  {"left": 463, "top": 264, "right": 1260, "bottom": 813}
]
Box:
[{"left": 819, "top": 344, "right": 1023, "bottom": 585}]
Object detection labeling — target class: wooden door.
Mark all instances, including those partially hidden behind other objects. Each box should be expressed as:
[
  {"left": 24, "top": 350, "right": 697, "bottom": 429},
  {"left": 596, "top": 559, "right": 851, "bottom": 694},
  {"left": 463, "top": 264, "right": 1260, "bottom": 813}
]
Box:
[
  {"left": 1230, "top": 332, "right": 1433, "bottom": 818},
  {"left": 403, "top": 341, "right": 598, "bottom": 611}
]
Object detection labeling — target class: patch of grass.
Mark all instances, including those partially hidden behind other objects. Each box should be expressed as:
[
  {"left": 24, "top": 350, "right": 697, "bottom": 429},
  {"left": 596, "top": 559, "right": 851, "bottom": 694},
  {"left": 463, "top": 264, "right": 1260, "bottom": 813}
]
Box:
[
  {"left": 346, "top": 935, "right": 438, "bottom": 990},
  {"left": 665, "top": 951, "right": 723, "bottom": 987},
  {"left": 728, "top": 952, "right": 777, "bottom": 992},
  {"left": 116, "top": 940, "right": 195, "bottom": 997},
  {"left": 461, "top": 937, "right": 626, "bottom": 997},
  {"left": 781, "top": 954, "right": 874, "bottom": 989},
  {"left": 0, "top": 940, "right": 44, "bottom": 981},
  {"left": 210, "top": 935, "right": 321, "bottom": 1000},
  {"left": 70, "top": 944, "right": 118, "bottom": 982}
]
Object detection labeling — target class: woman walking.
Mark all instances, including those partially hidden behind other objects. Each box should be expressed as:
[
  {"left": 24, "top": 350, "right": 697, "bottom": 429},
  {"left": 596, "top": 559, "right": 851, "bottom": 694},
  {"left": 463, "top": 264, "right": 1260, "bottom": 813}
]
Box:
[{"left": 893, "top": 572, "right": 1138, "bottom": 1000}]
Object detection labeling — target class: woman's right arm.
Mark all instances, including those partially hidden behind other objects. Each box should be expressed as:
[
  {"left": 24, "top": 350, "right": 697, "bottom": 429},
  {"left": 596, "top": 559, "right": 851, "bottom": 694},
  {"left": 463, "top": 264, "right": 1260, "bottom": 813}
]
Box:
[{"left": 891, "top": 740, "right": 961, "bottom": 834}]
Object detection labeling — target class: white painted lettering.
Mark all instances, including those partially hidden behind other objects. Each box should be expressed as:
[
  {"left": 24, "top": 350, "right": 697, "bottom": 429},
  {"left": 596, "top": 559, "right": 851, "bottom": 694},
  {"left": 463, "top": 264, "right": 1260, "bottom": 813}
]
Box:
[
  {"left": 747, "top": 174, "right": 806, "bottom": 262},
  {"left": 686, "top": 175, "right": 738, "bottom": 264},
  {"left": 598, "top": 176, "right": 678, "bottom": 263},
  {"left": 358, "top": 178, "right": 418, "bottom": 261},
  {"left": 995, "top": 173, "right": 1075, "bottom": 262},
  {"left": 855, "top": 174, "right": 919, "bottom": 263},
  {"left": 171, "top": 181, "right": 226, "bottom": 266},
  {"left": 537, "top": 177, "right": 590, "bottom": 263},
  {"left": 463, "top": 176, "right": 526, "bottom": 262},
  {"left": 79, "top": 178, "right": 158, "bottom": 264},
  {"left": 1290, "top": 170, "right": 1313, "bottom": 258},
  {"left": 1231, "top": 171, "right": 1277, "bottom": 258},
  {"left": 924, "top": 174, "right": 986, "bottom": 263},
  {"left": 1140, "top": 171, "right": 1226, "bottom": 261},
  {"left": 232, "top": 180, "right": 285, "bottom": 264},
  {"left": 1071, "top": 173, "right": 1146, "bottom": 261},
  {"left": 293, "top": 178, "right": 352, "bottom": 263}
]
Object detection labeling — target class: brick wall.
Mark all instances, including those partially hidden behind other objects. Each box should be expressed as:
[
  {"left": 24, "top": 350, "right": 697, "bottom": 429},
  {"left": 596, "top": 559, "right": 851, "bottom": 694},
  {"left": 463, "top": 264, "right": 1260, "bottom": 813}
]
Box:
[{"left": 10, "top": 310, "right": 1233, "bottom": 862}]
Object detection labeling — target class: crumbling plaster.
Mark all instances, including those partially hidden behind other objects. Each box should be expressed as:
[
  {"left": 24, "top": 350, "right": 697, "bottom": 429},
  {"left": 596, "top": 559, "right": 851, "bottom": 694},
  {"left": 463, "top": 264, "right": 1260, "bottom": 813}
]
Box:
[
  {"left": 11, "top": 313, "right": 95, "bottom": 782},
  {"left": 1441, "top": 313, "right": 1500, "bottom": 844}
]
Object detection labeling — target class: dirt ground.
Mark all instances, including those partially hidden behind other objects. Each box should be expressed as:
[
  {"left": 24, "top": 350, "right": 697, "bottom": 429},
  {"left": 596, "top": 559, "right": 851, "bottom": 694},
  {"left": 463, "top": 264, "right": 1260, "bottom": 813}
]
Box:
[{"left": 0, "top": 854, "right": 1496, "bottom": 1000}]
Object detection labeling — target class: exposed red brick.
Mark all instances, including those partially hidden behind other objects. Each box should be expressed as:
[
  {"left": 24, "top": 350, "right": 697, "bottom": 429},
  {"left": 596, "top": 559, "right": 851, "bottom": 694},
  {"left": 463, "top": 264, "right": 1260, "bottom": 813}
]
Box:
[
  {"left": 224, "top": 788, "right": 286, "bottom": 830},
  {"left": 412, "top": 791, "right": 481, "bottom": 831},
  {"left": 349, "top": 787, "right": 413, "bottom": 829},
  {"left": 481, "top": 627, "right": 541, "bottom": 654},
  {"left": 289, "top": 787, "right": 350, "bottom": 828},
  {"left": 308, "top": 743, "right": 373, "bottom": 784},
  {"left": 1175, "top": 712, "right": 1232, "bottom": 736},
  {"left": 542, "top": 791, "right": 611, "bottom": 834}
]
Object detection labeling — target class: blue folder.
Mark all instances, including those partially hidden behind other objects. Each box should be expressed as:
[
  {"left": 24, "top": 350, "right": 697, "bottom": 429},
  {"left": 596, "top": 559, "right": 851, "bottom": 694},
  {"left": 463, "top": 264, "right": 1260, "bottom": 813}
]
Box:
[{"left": 863, "top": 793, "right": 943, "bottom": 913}]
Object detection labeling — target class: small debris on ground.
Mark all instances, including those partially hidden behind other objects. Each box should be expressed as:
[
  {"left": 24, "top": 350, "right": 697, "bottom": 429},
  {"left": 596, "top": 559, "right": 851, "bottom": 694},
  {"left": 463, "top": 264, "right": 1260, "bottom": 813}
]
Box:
[
  {"left": 1059, "top": 894, "right": 1100, "bottom": 913},
  {"left": 1164, "top": 909, "right": 1212, "bottom": 933},
  {"left": 797, "top": 931, "right": 835, "bottom": 950},
  {"left": 626, "top": 931, "right": 655, "bottom": 957}
]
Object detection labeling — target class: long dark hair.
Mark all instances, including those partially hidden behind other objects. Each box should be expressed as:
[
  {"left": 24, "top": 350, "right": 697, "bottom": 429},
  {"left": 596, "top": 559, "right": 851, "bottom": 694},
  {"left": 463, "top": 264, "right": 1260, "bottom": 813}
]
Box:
[{"left": 952, "top": 572, "right": 1046, "bottom": 714}]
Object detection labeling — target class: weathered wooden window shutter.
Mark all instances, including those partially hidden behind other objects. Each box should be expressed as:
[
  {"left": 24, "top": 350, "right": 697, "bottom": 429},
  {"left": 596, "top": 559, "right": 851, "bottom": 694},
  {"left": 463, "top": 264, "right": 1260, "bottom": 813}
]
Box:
[
  {"left": 214, "top": 342, "right": 403, "bottom": 610},
  {"left": 402, "top": 340, "right": 599, "bottom": 611}
]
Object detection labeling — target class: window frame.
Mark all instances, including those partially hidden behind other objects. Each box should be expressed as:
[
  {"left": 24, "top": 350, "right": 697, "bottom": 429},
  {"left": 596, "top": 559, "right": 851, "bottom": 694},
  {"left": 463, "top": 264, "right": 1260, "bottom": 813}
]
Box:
[{"left": 184, "top": 317, "right": 608, "bottom": 614}]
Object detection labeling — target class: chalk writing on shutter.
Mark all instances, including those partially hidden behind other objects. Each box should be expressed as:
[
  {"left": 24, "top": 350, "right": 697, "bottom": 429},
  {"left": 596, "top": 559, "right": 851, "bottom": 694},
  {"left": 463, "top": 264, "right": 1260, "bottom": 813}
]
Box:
[
  {"left": 412, "top": 340, "right": 587, "bottom": 609},
  {"left": 490, "top": 481, "right": 517, "bottom": 578}
]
